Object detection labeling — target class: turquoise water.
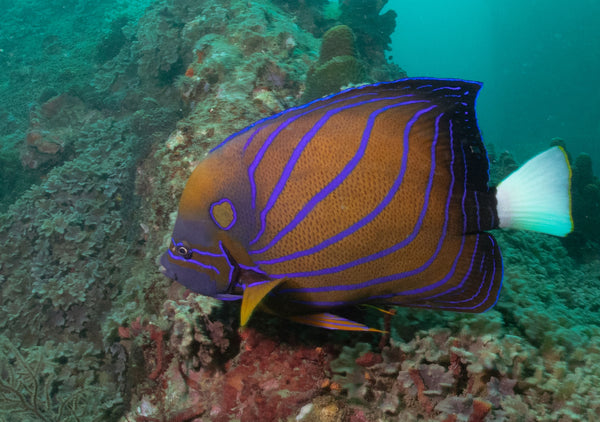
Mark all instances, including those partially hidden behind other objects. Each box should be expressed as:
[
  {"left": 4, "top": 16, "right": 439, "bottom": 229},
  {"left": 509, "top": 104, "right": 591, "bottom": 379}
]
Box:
[
  {"left": 388, "top": 0, "right": 600, "bottom": 169},
  {"left": 0, "top": 1, "right": 599, "bottom": 420}
]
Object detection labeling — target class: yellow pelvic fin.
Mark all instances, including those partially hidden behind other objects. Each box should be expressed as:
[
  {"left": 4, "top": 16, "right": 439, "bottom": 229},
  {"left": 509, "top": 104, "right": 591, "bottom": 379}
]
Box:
[
  {"left": 240, "top": 278, "right": 287, "bottom": 326},
  {"left": 287, "top": 313, "right": 385, "bottom": 333}
]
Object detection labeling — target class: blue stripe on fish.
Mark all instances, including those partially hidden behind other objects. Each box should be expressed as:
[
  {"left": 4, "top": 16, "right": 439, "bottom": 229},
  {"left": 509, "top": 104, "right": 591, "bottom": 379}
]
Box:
[{"left": 251, "top": 99, "right": 433, "bottom": 258}]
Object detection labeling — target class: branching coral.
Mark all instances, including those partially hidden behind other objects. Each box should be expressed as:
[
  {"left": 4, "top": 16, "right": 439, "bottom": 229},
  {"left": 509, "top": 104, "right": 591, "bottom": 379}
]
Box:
[{"left": 0, "top": 336, "right": 121, "bottom": 421}]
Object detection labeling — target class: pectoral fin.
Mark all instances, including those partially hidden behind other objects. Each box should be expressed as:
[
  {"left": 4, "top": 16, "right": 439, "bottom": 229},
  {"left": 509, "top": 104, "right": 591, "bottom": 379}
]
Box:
[{"left": 240, "top": 278, "right": 287, "bottom": 326}]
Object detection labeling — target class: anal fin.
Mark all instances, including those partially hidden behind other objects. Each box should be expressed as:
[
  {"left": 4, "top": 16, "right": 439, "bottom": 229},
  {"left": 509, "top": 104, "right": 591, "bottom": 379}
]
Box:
[{"left": 287, "top": 313, "right": 384, "bottom": 333}]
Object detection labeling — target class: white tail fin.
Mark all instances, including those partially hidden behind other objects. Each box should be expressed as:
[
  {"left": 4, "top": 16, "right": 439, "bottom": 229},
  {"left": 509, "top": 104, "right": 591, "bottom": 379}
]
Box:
[{"left": 496, "top": 146, "right": 573, "bottom": 236}]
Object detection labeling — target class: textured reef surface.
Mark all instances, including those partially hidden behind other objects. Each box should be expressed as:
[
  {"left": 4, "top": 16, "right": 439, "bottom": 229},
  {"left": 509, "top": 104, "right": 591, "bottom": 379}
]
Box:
[{"left": 0, "top": 0, "right": 599, "bottom": 421}]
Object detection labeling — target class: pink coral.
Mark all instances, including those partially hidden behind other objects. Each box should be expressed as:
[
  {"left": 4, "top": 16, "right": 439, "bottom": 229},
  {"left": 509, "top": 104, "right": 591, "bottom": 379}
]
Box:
[{"left": 122, "top": 319, "right": 332, "bottom": 422}]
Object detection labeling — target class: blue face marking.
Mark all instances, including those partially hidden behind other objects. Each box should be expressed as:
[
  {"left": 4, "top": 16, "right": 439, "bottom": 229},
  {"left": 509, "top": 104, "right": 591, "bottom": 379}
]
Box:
[{"left": 160, "top": 251, "right": 219, "bottom": 296}]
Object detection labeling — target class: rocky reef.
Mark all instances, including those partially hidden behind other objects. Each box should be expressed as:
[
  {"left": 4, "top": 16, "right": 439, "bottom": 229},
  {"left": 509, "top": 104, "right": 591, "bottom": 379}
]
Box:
[
  {"left": 0, "top": 0, "right": 599, "bottom": 421},
  {"left": 568, "top": 148, "right": 600, "bottom": 257}
]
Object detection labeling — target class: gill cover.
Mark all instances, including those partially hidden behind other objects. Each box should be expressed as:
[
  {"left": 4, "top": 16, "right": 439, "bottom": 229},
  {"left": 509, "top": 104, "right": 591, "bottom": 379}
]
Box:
[{"left": 160, "top": 147, "right": 254, "bottom": 296}]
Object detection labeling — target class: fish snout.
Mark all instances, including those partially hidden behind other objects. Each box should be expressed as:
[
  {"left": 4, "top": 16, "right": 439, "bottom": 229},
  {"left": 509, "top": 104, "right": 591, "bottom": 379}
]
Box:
[{"left": 159, "top": 251, "right": 218, "bottom": 297}]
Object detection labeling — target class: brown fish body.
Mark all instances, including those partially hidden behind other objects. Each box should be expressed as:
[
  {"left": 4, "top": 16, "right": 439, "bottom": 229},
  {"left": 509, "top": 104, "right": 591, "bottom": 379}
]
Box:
[{"left": 161, "top": 78, "right": 572, "bottom": 330}]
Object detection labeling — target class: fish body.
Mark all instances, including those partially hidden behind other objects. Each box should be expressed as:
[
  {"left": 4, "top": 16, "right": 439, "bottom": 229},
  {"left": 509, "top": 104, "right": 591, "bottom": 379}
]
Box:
[{"left": 161, "top": 78, "right": 572, "bottom": 331}]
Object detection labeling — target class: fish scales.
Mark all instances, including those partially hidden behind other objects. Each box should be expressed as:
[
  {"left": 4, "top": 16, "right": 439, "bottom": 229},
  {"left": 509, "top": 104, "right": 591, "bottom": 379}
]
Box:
[
  {"left": 161, "top": 78, "right": 573, "bottom": 331},
  {"left": 237, "top": 81, "right": 498, "bottom": 310}
]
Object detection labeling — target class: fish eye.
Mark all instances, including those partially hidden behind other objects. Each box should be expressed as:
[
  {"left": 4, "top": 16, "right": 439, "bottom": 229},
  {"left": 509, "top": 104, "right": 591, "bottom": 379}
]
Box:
[{"left": 175, "top": 244, "right": 193, "bottom": 259}]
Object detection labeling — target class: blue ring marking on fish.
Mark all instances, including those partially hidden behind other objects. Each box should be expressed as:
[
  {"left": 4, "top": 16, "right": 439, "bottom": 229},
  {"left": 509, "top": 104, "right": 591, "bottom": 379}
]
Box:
[
  {"left": 254, "top": 104, "right": 439, "bottom": 273},
  {"left": 250, "top": 96, "right": 425, "bottom": 253},
  {"left": 246, "top": 91, "right": 384, "bottom": 211},
  {"left": 210, "top": 198, "right": 237, "bottom": 231},
  {"left": 416, "top": 84, "right": 433, "bottom": 89},
  {"left": 273, "top": 110, "right": 447, "bottom": 290},
  {"left": 166, "top": 249, "right": 221, "bottom": 274}
]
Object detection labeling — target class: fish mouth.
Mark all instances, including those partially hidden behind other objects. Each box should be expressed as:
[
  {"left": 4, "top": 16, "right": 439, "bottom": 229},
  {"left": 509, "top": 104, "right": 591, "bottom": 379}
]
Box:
[
  {"left": 159, "top": 264, "right": 175, "bottom": 280},
  {"left": 159, "top": 252, "right": 177, "bottom": 280},
  {"left": 159, "top": 251, "right": 218, "bottom": 296}
]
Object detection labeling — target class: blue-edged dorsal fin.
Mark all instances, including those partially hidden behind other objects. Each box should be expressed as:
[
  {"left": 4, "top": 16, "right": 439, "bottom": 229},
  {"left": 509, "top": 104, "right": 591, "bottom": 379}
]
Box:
[
  {"left": 240, "top": 278, "right": 287, "bottom": 326},
  {"left": 287, "top": 313, "right": 384, "bottom": 333}
]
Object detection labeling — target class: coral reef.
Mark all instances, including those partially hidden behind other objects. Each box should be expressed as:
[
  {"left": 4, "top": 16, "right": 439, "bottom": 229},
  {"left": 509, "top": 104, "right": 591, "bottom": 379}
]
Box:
[
  {"left": 20, "top": 94, "right": 100, "bottom": 170},
  {"left": 120, "top": 291, "right": 334, "bottom": 421},
  {"left": 302, "top": 1, "right": 406, "bottom": 101},
  {"left": 0, "top": 335, "right": 122, "bottom": 421},
  {"left": 271, "top": 0, "right": 332, "bottom": 36},
  {"left": 338, "top": 0, "right": 398, "bottom": 65},
  {"left": 0, "top": 0, "right": 599, "bottom": 421},
  {"left": 486, "top": 144, "right": 519, "bottom": 186},
  {"left": 302, "top": 25, "right": 365, "bottom": 101},
  {"left": 568, "top": 150, "right": 600, "bottom": 256}
]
